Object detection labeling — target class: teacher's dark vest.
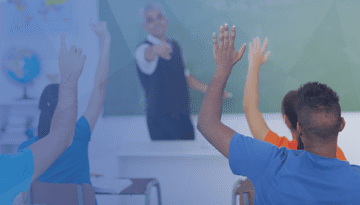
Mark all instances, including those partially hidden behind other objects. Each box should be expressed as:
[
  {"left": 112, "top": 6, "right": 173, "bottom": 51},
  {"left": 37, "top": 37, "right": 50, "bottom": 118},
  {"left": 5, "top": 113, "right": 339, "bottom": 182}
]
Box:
[{"left": 136, "top": 39, "right": 190, "bottom": 117}]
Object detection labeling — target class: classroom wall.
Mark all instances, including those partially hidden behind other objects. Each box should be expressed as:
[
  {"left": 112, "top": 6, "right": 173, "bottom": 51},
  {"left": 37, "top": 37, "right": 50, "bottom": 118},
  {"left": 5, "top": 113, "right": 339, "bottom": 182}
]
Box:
[
  {"left": 0, "top": 0, "right": 99, "bottom": 119},
  {"left": 102, "top": 0, "right": 360, "bottom": 116},
  {"left": 2, "top": 0, "right": 360, "bottom": 204}
]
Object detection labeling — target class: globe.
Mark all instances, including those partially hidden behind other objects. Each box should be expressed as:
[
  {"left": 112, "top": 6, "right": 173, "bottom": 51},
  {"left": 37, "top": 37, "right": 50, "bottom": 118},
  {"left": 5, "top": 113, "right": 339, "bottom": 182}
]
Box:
[{"left": 1, "top": 46, "right": 41, "bottom": 99}]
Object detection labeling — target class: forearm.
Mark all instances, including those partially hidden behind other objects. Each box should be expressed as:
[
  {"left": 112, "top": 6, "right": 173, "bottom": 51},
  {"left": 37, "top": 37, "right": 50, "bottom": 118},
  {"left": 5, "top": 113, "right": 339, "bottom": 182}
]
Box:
[
  {"left": 94, "top": 39, "right": 110, "bottom": 88},
  {"left": 243, "top": 66, "right": 260, "bottom": 110},
  {"left": 144, "top": 46, "right": 157, "bottom": 62},
  {"left": 198, "top": 70, "right": 230, "bottom": 124},
  {"left": 49, "top": 80, "right": 78, "bottom": 143}
]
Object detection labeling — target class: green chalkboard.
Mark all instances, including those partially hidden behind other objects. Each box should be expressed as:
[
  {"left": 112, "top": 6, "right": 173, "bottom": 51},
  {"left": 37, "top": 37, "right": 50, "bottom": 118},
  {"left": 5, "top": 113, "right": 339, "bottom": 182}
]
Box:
[{"left": 100, "top": 0, "right": 360, "bottom": 116}]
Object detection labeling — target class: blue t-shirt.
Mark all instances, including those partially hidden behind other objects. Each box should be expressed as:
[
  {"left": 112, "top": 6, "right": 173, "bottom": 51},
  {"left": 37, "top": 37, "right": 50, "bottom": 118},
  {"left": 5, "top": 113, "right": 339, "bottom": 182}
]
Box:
[
  {"left": 18, "top": 116, "right": 92, "bottom": 184},
  {"left": 229, "top": 133, "right": 360, "bottom": 204},
  {"left": 0, "top": 147, "right": 34, "bottom": 204}
]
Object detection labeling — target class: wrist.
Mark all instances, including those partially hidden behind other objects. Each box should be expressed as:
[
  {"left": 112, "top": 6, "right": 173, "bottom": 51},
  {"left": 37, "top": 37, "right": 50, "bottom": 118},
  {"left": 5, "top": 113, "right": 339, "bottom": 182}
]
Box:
[
  {"left": 249, "top": 64, "right": 261, "bottom": 70},
  {"left": 214, "top": 69, "right": 231, "bottom": 78},
  {"left": 100, "top": 37, "right": 111, "bottom": 46},
  {"left": 60, "top": 78, "right": 78, "bottom": 88}
]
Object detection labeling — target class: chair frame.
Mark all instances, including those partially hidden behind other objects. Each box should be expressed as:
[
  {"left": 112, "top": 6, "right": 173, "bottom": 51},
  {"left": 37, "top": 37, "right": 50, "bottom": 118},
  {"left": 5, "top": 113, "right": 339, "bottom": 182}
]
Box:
[
  {"left": 232, "top": 178, "right": 255, "bottom": 205},
  {"left": 25, "top": 181, "right": 95, "bottom": 205}
]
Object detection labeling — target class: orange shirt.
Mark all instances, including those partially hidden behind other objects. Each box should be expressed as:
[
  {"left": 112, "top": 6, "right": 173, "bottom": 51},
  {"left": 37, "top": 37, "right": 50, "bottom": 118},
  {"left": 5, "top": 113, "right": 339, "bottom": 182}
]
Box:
[{"left": 264, "top": 130, "right": 347, "bottom": 161}]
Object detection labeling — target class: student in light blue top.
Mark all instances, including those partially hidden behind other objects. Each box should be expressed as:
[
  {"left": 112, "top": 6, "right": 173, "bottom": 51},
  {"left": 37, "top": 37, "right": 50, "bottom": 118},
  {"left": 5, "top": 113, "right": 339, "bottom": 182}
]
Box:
[
  {"left": 17, "top": 20, "right": 110, "bottom": 205},
  {"left": 197, "top": 23, "right": 360, "bottom": 204},
  {"left": 0, "top": 33, "right": 87, "bottom": 204}
]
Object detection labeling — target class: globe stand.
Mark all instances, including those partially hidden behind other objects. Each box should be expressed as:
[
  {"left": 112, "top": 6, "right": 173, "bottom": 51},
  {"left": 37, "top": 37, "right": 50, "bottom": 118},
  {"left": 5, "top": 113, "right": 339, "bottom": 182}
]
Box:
[{"left": 17, "top": 84, "right": 34, "bottom": 100}]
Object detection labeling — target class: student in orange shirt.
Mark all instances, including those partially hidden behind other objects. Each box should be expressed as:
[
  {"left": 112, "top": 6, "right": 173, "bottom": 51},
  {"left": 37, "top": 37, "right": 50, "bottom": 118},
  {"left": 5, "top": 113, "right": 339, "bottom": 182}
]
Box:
[{"left": 242, "top": 55, "right": 347, "bottom": 161}]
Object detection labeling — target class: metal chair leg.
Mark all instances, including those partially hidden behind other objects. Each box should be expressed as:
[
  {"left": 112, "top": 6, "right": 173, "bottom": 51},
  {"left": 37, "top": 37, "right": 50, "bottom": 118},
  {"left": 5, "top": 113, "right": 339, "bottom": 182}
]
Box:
[{"left": 155, "top": 182, "right": 162, "bottom": 205}]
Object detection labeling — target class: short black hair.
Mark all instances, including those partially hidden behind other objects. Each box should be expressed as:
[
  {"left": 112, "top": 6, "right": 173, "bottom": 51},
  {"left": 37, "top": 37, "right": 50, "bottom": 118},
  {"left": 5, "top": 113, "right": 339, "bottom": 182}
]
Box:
[
  {"left": 37, "top": 84, "right": 60, "bottom": 139},
  {"left": 297, "top": 82, "right": 341, "bottom": 141}
]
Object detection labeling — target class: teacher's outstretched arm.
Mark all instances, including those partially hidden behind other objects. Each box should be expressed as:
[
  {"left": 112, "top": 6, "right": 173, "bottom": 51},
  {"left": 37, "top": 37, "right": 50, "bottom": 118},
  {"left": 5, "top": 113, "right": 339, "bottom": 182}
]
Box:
[{"left": 197, "top": 23, "right": 246, "bottom": 158}]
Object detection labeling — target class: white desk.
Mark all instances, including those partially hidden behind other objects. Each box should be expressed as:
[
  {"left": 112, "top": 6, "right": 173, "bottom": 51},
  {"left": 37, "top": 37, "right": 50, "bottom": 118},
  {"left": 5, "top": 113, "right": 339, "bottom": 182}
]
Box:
[{"left": 117, "top": 141, "right": 245, "bottom": 205}]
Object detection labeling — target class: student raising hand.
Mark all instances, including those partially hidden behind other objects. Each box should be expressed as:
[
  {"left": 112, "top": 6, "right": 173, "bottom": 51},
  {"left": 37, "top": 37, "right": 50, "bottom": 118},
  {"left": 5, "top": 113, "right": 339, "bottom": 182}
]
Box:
[
  {"left": 212, "top": 23, "right": 246, "bottom": 74},
  {"left": 90, "top": 19, "right": 111, "bottom": 41},
  {"left": 58, "top": 34, "right": 87, "bottom": 82},
  {"left": 198, "top": 23, "right": 246, "bottom": 158},
  {"left": 243, "top": 37, "right": 271, "bottom": 141},
  {"left": 248, "top": 37, "right": 270, "bottom": 69}
]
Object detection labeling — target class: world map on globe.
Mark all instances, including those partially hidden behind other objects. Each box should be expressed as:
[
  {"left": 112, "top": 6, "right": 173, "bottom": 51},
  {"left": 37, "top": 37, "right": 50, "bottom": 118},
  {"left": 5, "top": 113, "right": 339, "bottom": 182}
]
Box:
[{"left": 1, "top": 46, "right": 41, "bottom": 85}]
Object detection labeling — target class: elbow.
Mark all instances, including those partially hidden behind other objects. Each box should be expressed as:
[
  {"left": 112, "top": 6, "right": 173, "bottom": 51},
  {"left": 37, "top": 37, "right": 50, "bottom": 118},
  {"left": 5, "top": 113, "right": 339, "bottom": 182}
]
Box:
[{"left": 196, "top": 116, "right": 205, "bottom": 134}]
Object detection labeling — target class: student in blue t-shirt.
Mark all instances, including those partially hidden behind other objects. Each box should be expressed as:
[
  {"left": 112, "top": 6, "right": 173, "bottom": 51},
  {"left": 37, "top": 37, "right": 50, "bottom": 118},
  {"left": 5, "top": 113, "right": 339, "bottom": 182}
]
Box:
[
  {"left": 0, "top": 34, "right": 87, "bottom": 204},
  {"left": 16, "top": 20, "right": 111, "bottom": 204},
  {"left": 197, "top": 24, "right": 360, "bottom": 204}
]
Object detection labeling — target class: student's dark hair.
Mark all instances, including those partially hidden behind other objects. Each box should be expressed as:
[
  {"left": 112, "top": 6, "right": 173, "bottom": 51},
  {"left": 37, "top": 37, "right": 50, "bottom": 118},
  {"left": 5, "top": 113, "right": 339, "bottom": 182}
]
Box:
[
  {"left": 297, "top": 82, "right": 341, "bottom": 141},
  {"left": 281, "top": 90, "right": 304, "bottom": 149},
  {"left": 281, "top": 90, "right": 298, "bottom": 130},
  {"left": 37, "top": 84, "right": 60, "bottom": 139}
]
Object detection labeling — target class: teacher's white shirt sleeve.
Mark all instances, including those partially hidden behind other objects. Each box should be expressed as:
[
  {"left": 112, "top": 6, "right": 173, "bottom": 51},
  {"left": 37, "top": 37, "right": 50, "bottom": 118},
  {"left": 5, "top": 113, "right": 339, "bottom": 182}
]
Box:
[{"left": 135, "top": 44, "right": 159, "bottom": 75}]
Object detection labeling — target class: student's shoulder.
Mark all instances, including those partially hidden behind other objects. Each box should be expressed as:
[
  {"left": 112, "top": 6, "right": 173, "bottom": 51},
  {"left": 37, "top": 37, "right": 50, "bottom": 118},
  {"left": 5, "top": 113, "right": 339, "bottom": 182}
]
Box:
[
  {"left": 351, "top": 165, "right": 360, "bottom": 175},
  {"left": 169, "top": 39, "right": 181, "bottom": 48},
  {"left": 74, "top": 116, "right": 91, "bottom": 141},
  {"left": 18, "top": 137, "right": 39, "bottom": 152},
  {"left": 76, "top": 116, "right": 91, "bottom": 131}
]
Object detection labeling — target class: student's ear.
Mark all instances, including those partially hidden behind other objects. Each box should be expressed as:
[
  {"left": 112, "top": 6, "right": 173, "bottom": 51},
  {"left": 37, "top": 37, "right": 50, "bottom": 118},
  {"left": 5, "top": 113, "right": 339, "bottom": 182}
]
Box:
[
  {"left": 339, "top": 117, "right": 346, "bottom": 132},
  {"left": 283, "top": 115, "right": 292, "bottom": 130},
  {"left": 296, "top": 122, "right": 303, "bottom": 140}
]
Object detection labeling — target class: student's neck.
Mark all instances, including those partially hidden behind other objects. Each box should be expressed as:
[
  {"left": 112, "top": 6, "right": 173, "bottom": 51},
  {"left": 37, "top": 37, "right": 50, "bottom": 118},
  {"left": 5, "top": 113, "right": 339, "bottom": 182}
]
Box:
[
  {"left": 290, "top": 130, "right": 297, "bottom": 141},
  {"left": 152, "top": 34, "right": 167, "bottom": 42},
  {"left": 304, "top": 141, "right": 337, "bottom": 158}
]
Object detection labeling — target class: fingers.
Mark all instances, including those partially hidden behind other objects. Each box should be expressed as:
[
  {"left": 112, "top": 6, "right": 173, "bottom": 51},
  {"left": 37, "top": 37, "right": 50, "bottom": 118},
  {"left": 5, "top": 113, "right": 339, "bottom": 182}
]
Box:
[
  {"left": 76, "top": 48, "right": 82, "bottom": 56},
  {"left": 261, "top": 37, "right": 268, "bottom": 52},
  {"left": 81, "top": 55, "right": 87, "bottom": 65},
  {"left": 212, "top": 32, "right": 219, "bottom": 50},
  {"left": 60, "top": 34, "right": 67, "bottom": 51},
  {"left": 249, "top": 42, "right": 252, "bottom": 54},
  {"left": 223, "top": 23, "right": 229, "bottom": 47},
  {"left": 229, "top": 25, "right": 236, "bottom": 47},
  {"left": 238, "top": 43, "right": 246, "bottom": 60},
  {"left": 219, "top": 26, "right": 224, "bottom": 48},
  {"left": 70, "top": 45, "right": 76, "bottom": 53},
  {"left": 264, "top": 51, "right": 271, "bottom": 62}
]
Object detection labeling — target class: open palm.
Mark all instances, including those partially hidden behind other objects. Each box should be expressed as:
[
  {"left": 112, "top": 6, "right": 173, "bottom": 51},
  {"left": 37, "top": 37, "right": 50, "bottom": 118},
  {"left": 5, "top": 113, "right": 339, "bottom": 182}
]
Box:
[{"left": 213, "top": 24, "right": 246, "bottom": 74}]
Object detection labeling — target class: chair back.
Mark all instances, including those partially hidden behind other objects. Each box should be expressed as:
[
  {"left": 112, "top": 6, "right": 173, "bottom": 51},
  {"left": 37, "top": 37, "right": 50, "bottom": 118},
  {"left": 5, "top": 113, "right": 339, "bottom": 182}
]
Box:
[
  {"left": 26, "top": 181, "right": 95, "bottom": 205},
  {"left": 233, "top": 178, "right": 254, "bottom": 205}
]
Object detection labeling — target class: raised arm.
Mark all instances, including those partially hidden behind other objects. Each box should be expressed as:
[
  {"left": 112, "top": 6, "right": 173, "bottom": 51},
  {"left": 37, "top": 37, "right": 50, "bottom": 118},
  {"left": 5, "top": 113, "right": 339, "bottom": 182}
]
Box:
[
  {"left": 197, "top": 24, "right": 246, "bottom": 158},
  {"left": 83, "top": 20, "right": 111, "bottom": 132},
  {"left": 243, "top": 37, "right": 271, "bottom": 141},
  {"left": 29, "top": 34, "right": 87, "bottom": 182}
]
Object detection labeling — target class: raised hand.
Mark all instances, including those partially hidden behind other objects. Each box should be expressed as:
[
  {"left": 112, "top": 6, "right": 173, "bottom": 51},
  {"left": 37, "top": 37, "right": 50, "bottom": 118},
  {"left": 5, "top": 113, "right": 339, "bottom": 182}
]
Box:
[
  {"left": 213, "top": 23, "right": 246, "bottom": 74},
  {"left": 58, "top": 34, "right": 87, "bottom": 82},
  {"left": 90, "top": 19, "right": 111, "bottom": 41},
  {"left": 248, "top": 37, "right": 270, "bottom": 69},
  {"left": 152, "top": 41, "right": 172, "bottom": 60}
]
